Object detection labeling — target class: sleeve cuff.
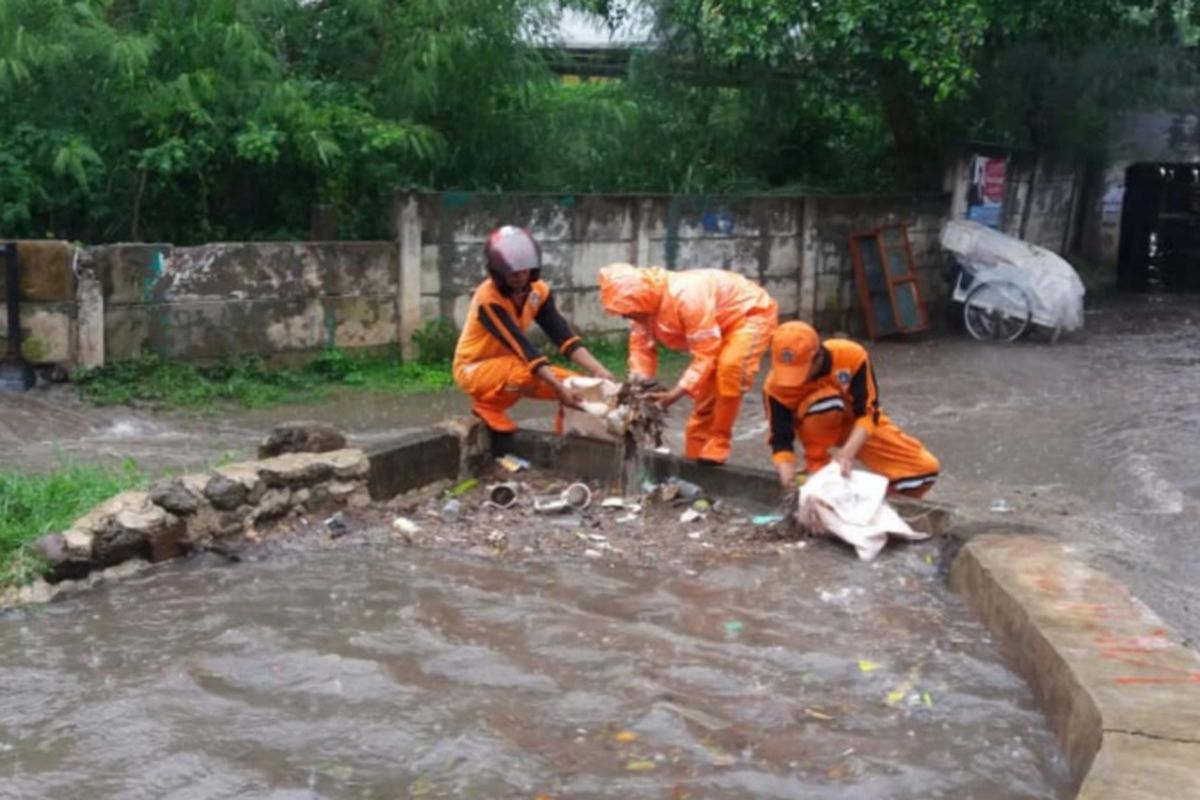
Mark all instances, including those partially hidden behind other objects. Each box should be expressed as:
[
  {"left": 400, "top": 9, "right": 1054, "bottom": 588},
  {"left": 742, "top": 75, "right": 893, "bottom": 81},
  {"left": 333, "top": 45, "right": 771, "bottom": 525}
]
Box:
[
  {"left": 528, "top": 356, "right": 550, "bottom": 373},
  {"left": 559, "top": 336, "right": 582, "bottom": 356},
  {"left": 772, "top": 451, "right": 797, "bottom": 465}
]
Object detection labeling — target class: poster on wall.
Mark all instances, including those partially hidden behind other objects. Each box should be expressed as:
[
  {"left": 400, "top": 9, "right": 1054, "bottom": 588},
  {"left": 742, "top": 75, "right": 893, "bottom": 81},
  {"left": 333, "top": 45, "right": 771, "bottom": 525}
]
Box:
[{"left": 966, "top": 155, "right": 1007, "bottom": 228}]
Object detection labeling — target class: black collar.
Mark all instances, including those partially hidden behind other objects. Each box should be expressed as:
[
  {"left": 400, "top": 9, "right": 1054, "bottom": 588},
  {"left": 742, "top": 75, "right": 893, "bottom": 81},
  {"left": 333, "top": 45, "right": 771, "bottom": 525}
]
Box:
[{"left": 815, "top": 345, "right": 832, "bottom": 378}]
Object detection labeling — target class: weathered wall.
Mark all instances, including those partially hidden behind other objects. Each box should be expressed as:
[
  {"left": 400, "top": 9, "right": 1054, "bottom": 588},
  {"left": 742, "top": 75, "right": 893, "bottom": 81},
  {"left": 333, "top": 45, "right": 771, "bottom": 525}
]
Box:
[
  {"left": 947, "top": 154, "right": 1084, "bottom": 259},
  {"left": 803, "top": 194, "right": 950, "bottom": 333},
  {"left": 0, "top": 241, "right": 78, "bottom": 363},
  {"left": 92, "top": 242, "right": 398, "bottom": 361},
  {"left": 1080, "top": 109, "right": 1200, "bottom": 267},
  {"left": 4, "top": 189, "right": 974, "bottom": 369},
  {"left": 406, "top": 191, "right": 949, "bottom": 340}
]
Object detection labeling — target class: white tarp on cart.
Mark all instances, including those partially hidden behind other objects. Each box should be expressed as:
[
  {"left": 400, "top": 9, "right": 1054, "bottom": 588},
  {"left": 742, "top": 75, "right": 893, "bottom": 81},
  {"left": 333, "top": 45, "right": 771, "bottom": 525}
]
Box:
[{"left": 940, "top": 220, "right": 1086, "bottom": 333}]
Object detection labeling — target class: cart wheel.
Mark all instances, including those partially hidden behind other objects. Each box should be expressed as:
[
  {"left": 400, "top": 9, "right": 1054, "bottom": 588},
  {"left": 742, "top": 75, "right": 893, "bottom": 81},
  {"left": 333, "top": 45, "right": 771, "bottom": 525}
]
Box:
[{"left": 962, "top": 281, "right": 1031, "bottom": 342}]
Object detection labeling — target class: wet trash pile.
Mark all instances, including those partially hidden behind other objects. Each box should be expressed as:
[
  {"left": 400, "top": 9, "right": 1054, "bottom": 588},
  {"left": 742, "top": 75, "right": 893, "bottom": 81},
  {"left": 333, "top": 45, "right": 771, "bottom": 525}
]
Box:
[
  {"left": 363, "top": 462, "right": 823, "bottom": 570},
  {"left": 561, "top": 377, "right": 666, "bottom": 448}
]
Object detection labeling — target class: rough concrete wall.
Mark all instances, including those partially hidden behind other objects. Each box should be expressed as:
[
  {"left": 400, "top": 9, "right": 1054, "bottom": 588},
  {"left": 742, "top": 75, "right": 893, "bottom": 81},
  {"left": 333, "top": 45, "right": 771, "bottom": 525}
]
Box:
[
  {"left": 806, "top": 194, "right": 950, "bottom": 335},
  {"left": 94, "top": 242, "right": 397, "bottom": 361},
  {"left": 416, "top": 193, "right": 639, "bottom": 337},
  {"left": 640, "top": 196, "right": 803, "bottom": 320},
  {"left": 414, "top": 191, "right": 949, "bottom": 341},
  {"left": 0, "top": 241, "right": 78, "bottom": 364},
  {"left": 1077, "top": 110, "right": 1200, "bottom": 268},
  {"left": 1081, "top": 164, "right": 1128, "bottom": 266},
  {"left": 946, "top": 153, "right": 1083, "bottom": 257},
  {"left": 1021, "top": 161, "right": 1081, "bottom": 253}
]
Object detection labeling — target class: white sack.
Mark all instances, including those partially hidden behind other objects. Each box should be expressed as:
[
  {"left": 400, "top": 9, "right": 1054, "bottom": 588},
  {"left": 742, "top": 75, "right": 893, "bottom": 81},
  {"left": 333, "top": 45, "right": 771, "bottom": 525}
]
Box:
[
  {"left": 561, "top": 376, "right": 629, "bottom": 442},
  {"left": 797, "top": 464, "right": 929, "bottom": 561}
]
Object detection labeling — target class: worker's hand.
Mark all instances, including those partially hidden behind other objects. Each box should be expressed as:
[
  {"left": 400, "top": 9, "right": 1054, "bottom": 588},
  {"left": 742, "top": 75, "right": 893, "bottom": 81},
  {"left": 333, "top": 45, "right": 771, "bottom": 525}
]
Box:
[
  {"left": 554, "top": 383, "right": 584, "bottom": 410},
  {"left": 832, "top": 447, "right": 854, "bottom": 477},
  {"left": 647, "top": 387, "right": 686, "bottom": 409},
  {"left": 630, "top": 374, "right": 660, "bottom": 391},
  {"left": 592, "top": 365, "right": 617, "bottom": 383},
  {"left": 779, "top": 487, "right": 800, "bottom": 521}
]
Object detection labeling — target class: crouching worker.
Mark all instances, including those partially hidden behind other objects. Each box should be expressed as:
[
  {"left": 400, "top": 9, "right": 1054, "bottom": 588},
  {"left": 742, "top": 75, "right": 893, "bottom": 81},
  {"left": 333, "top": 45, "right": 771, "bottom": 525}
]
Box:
[
  {"left": 598, "top": 263, "right": 778, "bottom": 464},
  {"left": 453, "top": 226, "right": 615, "bottom": 433},
  {"left": 764, "top": 321, "right": 939, "bottom": 498}
]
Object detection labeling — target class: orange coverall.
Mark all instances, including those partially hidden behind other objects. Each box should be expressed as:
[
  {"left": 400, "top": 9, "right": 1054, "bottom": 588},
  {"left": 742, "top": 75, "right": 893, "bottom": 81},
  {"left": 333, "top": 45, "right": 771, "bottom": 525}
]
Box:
[
  {"left": 599, "top": 264, "right": 778, "bottom": 463},
  {"left": 453, "top": 277, "right": 581, "bottom": 433},
  {"left": 763, "top": 339, "right": 940, "bottom": 496}
]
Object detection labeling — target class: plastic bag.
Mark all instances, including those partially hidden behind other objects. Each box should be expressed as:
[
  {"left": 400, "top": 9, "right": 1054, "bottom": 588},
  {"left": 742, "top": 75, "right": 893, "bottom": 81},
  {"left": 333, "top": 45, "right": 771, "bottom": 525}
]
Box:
[
  {"left": 561, "top": 376, "right": 630, "bottom": 442},
  {"left": 797, "top": 464, "right": 929, "bottom": 561}
]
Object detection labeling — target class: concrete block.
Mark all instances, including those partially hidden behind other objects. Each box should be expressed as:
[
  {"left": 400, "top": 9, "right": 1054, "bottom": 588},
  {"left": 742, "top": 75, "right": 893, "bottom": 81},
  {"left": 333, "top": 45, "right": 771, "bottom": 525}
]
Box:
[
  {"left": 323, "top": 296, "right": 397, "bottom": 349},
  {"left": 366, "top": 429, "right": 461, "bottom": 500},
  {"left": 567, "top": 241, "right": 635, "bottom": 289},
  {"left": 567, "top": 195, "right": 635, "bottom": 241},
  {"left": 0, "top": 304, "right": 73, "bottom": 363},
  {"left": 1, "top": 241, "right": 76, "bottom": 301},
  {"left": 93, "top": 244, "right": 173, "bottom": 305}
]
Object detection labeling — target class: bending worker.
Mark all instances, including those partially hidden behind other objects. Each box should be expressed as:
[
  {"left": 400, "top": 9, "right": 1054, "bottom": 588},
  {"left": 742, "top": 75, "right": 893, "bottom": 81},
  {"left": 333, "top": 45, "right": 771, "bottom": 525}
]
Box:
[
  {"left": 453, "top": 226, "right": 615, "bottom": 433},
  {"left": 764, "top": 321, "right": 940, "bottom": 497},
  {"left": 598, "top": 263, "right": 777, "bottom": 465}
]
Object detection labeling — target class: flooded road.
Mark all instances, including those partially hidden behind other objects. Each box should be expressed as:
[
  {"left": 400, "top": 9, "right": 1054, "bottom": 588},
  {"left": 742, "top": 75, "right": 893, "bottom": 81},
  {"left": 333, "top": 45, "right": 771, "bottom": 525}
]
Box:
[
  {"left": 0, "top": 545, "right": 1069, "bottom": 799},
  {"left": 725, "top": 296, "right": 1200, "bottom": 647},
  {"left": 1, "top": 294, "right": 1195, "bottom": 798}
]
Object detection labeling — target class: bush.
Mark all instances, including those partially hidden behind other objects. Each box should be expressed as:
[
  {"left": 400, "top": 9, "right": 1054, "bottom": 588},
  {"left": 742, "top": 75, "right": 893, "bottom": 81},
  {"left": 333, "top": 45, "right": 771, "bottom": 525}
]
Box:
[{"left": 412, "top": 318, "right": 459, "bottom": 365}]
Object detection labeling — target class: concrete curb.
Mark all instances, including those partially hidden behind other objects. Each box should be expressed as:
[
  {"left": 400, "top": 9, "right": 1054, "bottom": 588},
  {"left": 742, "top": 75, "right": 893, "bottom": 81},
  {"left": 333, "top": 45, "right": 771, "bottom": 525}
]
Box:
[{"left": 950, "top": 535, "right": 1200, "bottom": 798}]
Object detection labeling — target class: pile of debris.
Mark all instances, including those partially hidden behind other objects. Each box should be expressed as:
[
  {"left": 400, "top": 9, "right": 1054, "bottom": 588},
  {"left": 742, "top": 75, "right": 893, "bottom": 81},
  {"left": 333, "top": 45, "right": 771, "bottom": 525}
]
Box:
[
  {"left": 366, "top": 459, "right": 803, "bottom": 570},
  {"left": 561, "top": 377, "right": 666, "bottom": 448}
]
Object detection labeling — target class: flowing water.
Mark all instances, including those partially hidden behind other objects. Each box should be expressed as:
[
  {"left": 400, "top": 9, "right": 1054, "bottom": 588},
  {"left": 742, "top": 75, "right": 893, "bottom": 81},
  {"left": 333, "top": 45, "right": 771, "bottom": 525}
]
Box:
[
  {"left": 0, "top": 544, "right": 1069, "bottom": 799},
  {"left": 2, "top": 294, "right": 1196, "bottom": 798},
  {"left": 722, "top": 296, "right": 1200, "bottom": 645}
]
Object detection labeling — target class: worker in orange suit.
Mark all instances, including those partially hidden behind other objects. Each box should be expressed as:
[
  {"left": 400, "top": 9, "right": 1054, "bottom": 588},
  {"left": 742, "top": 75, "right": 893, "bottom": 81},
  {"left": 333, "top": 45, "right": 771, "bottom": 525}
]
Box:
[
  {"left": 453, "top": 226, "right": 615, "bottom": 433},
  {"left": 598, "top": 263, "right": 778, "bottom": 465},
  {"left": 763, "top": 321, "right": 940, "bottom": 497}
]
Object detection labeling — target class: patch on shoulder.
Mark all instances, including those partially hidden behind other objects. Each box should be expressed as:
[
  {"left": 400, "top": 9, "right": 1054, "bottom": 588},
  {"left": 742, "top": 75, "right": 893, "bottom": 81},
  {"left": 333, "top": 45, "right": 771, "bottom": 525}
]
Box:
[{"left": 835, "top": 368, "right": 852, "bottom": 386}]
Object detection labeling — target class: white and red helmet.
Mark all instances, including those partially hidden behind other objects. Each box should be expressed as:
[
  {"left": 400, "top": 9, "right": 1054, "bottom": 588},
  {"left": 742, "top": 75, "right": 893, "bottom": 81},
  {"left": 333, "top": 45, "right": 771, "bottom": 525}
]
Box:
[{"left": 485, "top": 225, "right": 541, "bottom": 286}]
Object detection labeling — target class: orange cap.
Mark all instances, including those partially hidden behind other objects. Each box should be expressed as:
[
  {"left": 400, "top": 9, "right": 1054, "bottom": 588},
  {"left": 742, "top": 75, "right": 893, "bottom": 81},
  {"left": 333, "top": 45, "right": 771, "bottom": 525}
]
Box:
[{"left": 771, "top": 321, "right": 820, "bottom": 384}]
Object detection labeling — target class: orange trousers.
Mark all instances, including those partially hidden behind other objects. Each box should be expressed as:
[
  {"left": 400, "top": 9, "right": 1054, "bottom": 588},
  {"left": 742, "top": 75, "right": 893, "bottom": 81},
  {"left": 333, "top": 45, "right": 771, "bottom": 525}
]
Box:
[
  {"left": 454, "top": 355, "right": 577, "bottom": 433},
  {"left": 795, "top": 388, "right": 940, "bottom": 497},
  {"left": 685, "top": 313, "right": 776, "bottom": 463}
]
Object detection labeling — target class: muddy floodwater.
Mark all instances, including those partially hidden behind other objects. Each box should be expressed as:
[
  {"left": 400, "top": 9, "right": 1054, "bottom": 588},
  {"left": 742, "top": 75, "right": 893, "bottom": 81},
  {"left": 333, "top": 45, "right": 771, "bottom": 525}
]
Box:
[
  {"left": 1, "top": 542, "right": 1069, "bottom": 799},
  {"left": 2, "top": 294, "right": 1196, "bottom": 798}
]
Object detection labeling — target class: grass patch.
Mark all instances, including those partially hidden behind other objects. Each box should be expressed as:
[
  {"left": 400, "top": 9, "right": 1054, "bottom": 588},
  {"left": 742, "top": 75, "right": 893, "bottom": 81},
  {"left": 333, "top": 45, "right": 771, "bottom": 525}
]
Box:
[
  {"left": 551, "top": 336, "right": 690, "bottom": 379},
  {"left": 0, "top": 459, "right": 146, "bottom": 588},
  {"left": 77, "top": 340, "right": 690, "bottom": 412},
  {"left": 76, "top": 349, "right": 455, "bottom": 410}
]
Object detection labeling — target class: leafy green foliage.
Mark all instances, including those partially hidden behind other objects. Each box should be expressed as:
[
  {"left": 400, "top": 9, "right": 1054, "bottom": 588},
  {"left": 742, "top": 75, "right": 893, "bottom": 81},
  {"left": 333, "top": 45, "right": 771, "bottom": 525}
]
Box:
[
  {"left": 0, "top": 459, "right": 146, "bottom": 588},
  {"left": 411, "top": 318, "right": 460, "bottom": 365},
  {"left": 1, "top": 0, "right": 1195, "bottom": 243}
]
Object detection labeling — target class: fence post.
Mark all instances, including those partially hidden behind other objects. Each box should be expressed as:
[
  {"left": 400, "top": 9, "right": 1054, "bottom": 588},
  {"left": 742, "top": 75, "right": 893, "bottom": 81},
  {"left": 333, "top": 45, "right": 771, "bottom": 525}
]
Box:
[
  {"left": 396, "top": 193, "right": 422, "bottom": 360},
  {"left": 75, "top": 249, "right": 105, "bottom": 370},
  {"left": 798, "top": 196, "right": 819, "bottom": 323}
]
